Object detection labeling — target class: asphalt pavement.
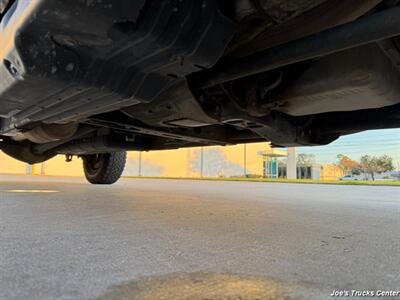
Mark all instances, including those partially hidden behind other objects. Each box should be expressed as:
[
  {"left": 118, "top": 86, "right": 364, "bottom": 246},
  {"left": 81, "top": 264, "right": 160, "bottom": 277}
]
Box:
[{"left": 0, "top": 175, "right": 399, "bottom": 300}]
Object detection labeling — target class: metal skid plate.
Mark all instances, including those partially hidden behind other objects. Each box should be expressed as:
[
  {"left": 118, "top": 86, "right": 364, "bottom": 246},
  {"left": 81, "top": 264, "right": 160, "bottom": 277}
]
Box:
[{"left": 0, "top": 0, "right": 234, "bottom": 134}]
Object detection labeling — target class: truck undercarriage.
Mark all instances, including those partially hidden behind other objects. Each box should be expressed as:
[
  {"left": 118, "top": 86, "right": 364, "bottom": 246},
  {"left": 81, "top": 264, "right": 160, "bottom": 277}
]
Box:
[{"left": 0, "top": 0, "right": 399, "bottom": 183}]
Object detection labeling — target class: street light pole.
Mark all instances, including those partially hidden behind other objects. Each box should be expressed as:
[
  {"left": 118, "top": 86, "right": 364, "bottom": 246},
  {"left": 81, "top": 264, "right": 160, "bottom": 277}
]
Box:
[
  {"left": 40, "top": 162, "right": 45, "bottom": 176},
  {"left": 244, "top": 144, "right": 247, "bottom": 177},
  {"left": 138, "top": 152, "right": 142, "bottom": 177},
  {"left": 200, "top": 147, "right": 204, "bottom": 178}
]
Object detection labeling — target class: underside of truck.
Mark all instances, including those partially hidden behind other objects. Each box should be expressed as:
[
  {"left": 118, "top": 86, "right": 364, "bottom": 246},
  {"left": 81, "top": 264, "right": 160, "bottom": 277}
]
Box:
[{"left": 0, "top": 0, "right": 399, "bottom": 183}]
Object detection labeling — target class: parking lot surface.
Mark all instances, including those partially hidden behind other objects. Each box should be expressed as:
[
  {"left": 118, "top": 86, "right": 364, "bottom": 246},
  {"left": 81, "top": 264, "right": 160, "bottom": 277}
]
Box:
[{"left": 0, "top": 175, "right": 399, "bottom": 299}]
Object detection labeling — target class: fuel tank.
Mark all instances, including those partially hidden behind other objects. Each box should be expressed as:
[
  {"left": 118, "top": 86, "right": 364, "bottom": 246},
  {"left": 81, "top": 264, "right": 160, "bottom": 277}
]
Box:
[{"left": 277, "top": 43, "right": 400, "bottom": 116}]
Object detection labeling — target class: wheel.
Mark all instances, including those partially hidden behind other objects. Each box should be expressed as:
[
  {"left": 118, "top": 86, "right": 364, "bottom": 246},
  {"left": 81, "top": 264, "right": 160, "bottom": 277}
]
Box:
[{"left": 82, "top": 151, "right": 126, "bottom": 184}]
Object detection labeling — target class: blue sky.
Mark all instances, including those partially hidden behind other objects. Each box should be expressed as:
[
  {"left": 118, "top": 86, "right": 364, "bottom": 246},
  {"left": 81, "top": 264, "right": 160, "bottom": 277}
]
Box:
[{"left": 296, "top": 128, "right": 400, "bottom": 169}]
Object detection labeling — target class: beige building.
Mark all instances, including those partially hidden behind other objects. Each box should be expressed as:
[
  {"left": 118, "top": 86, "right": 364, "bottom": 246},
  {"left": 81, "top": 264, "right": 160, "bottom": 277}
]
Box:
[
  {"left": 0, "top": 142, "right": 343, "bottom": 179},
  {"left": 0, "top": 142, "right": 269, "bottom": 177}
]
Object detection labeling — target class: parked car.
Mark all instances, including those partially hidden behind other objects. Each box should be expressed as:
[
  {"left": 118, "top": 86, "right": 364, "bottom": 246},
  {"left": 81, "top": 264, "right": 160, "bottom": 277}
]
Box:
[{"left": 339, "top": 175, "right": 360, "bottom": 181}]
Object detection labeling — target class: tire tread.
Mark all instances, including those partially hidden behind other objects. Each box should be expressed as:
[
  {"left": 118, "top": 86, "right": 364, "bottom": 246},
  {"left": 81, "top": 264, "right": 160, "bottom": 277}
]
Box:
[{"left": 83, "top": 152, "right": 126, "bottom": 184}]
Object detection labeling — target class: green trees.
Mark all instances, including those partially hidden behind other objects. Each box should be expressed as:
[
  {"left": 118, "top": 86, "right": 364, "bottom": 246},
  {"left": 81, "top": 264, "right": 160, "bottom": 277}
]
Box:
[
  {"left": 359, "top": 155, "right": 394, "bottom": 180},
  {"left": 335, "top": 154, "right": 394, "bottom": 180},
  {"left": 297, "top": 153, "right": 316, "bottom": 167},
  {"left": 336, "top": 154, "right": 360, "bottom": 175}
]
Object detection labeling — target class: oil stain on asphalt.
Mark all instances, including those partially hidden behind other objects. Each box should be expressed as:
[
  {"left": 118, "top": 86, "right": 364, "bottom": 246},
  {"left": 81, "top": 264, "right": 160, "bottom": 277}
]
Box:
[{"left": 95, "top": 272, "right": 324, "bottom": 300}]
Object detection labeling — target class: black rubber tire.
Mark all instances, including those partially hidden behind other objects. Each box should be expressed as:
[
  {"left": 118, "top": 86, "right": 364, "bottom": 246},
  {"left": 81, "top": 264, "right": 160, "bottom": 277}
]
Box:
[{"left": 82, "top": 151, "right": 127, "bottom": 184}]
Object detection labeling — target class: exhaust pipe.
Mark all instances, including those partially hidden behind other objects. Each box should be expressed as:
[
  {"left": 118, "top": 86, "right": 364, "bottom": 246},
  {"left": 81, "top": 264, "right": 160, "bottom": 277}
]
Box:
[
  {"left": 191, "top": 6, "right": 400, "bottom": 89},
  {"left": 54, "top": 135, "right": 143, "bottom": 155}
]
